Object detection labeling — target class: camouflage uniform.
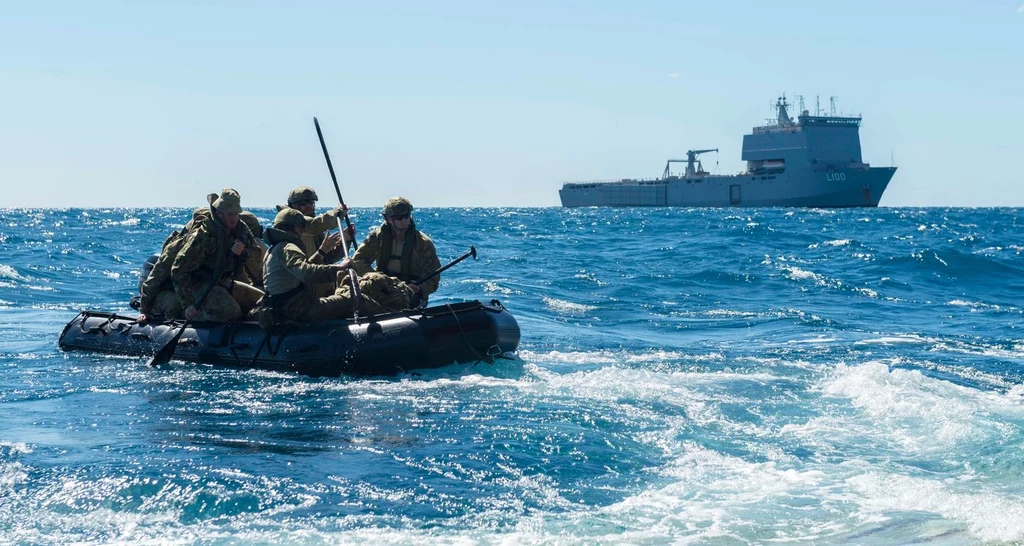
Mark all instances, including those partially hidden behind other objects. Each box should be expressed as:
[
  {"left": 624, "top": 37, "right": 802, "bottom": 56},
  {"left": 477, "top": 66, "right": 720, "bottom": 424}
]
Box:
[
  {"left": 139, "top": 207, "right": 216, "bottom": 319},
  {"left": 238, "top": 211, "right": 267, "bottom": 290},
  {"left": 168, "top": 190, "right": 264, "bottom": 322},
  {"left": 351, "top": 220, "right": 441, "bottom": 305},
  {"left": 335, "top": 271, "right": 410, "bottom": 315},
  {"left": 277, "top": 187, "right": 346, "bottom": 298},
  {"left": 262, "top": 211, "right": 356, "bottom": 322}
]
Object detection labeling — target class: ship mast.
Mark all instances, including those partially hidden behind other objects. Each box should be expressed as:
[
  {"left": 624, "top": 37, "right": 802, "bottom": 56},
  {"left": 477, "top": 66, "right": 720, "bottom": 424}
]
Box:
[{"left": 776, "top": 95, "right": 793, "bottom": 126}]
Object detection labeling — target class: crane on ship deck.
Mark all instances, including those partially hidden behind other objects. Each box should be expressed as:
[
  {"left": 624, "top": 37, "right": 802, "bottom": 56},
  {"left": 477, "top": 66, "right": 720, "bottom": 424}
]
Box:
[{"left": 663, "top": 148, "right": 718, "bottom": 178}]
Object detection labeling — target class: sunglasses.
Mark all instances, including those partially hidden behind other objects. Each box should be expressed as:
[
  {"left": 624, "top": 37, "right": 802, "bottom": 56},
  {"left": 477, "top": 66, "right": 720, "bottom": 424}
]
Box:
[
  {"left": 294, "top": 199, "right": 316, "bottom": 207},
  {"left": 389, "top": 213, "right": 410, "bottom": 221}
]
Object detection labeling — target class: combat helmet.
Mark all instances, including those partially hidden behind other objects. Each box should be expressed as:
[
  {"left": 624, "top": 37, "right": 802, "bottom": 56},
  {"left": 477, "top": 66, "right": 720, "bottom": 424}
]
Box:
[
  {"left": 382, "top": 197, "right": 413, "bottom": 217},
  {"left": 273, "top": 208, "right": 307, "bottom": 229},
  {"left": 287, "top": 186, "right": 318, "bottom": 206}
]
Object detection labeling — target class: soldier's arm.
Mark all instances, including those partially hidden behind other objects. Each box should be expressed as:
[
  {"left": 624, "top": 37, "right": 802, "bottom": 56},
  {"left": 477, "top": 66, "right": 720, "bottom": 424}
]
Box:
[
  {"left": 234, "top": 230, "right": 263, "bottom": 282},
  {"left": 350, "top": 230, "right": 379, "bottom": 276},
  {"left": 170, "top": 228, "right": 209, "bottom": 309},
  {"left": 323, "top": 243, "right": 346, "bottom": 265},
  {"left": 282, "top": 244, "right": 342, "bottom": 284},
  {"left": 305, "top": 210, "right": 340, "bottom": 235},
  {"left": 415, "top": 238, "right": 442, "bottom": 297}
]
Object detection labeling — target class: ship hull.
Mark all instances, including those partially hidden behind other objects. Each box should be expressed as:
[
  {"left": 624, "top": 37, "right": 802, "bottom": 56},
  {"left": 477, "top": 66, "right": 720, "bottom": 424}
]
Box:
[{"left": 559, "top": 166, "right": 896, "bottom": 208}]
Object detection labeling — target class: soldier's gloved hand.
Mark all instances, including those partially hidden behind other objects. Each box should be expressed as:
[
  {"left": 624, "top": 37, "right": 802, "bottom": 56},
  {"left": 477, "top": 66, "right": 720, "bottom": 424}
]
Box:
[
  {"left": 335, "top": 258, "right": 353, "bottom": 271},
  {"left": 343, "top": 224, "right": 356, "bottom": 243},
  {"left": 230, "top": 239, "right": 245, "bottom": 256},
  {"left": 401, "top": 281, "right": 421, "bottom": 296},
  {"left": 136, "top": 313, "right": 149, "bottom": 325},
  {"left": 185, "top": 306, "right": 201, "bottom": 320},
  {"left": 320, "top": 232, "right": 341, "bottom": 254}
]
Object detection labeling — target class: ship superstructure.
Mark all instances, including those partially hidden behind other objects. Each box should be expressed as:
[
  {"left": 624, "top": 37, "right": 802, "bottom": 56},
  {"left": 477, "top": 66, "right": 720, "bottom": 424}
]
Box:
[{"left": 558, "top": 96, "right": 896, "bottom": 207}]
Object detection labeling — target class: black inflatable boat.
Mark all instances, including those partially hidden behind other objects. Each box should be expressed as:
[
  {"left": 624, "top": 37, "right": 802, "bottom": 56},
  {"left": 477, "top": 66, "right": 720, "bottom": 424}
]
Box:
[{"left": 59, "top": 299, "right": 520, "bottom": 376}]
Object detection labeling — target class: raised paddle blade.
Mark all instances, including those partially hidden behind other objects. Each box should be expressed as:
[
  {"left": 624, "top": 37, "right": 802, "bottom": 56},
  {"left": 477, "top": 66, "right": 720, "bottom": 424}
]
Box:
[{"left": 147, "top": 320, "right": 190, "bottom": 367}]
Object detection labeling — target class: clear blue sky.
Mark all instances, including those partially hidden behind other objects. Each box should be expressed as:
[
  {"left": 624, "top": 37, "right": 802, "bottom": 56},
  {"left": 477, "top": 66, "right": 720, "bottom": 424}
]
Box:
[{"left": 2, "top": 1, "right": 1021, "bottom": 208}]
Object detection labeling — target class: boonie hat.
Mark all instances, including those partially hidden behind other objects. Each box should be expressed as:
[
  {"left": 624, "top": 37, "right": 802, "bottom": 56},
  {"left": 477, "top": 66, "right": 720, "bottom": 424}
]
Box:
[
  {"left": 287, "top": 186, "right": 318, "bottom": 206},
  {"left": 273, "top": 208, "right": 307, "bottom": 229},
  {"left": 383, "top": 196, "right": 413, "bottom": 217},
  {"left": 207, "top": 188, "right": 242, "bottom": 214}
]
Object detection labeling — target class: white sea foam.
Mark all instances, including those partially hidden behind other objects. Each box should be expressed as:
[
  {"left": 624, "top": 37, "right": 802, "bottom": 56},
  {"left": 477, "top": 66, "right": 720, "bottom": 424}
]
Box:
[
  {"left": 482, "top": 281, "right": 522, "bottom": 295},
  {"left": 847, "top": 472, "right": 1024, "bottom": 542},
  {"left": 519, "top": 348, "right": 721, "bottom": 365},
  {"left": 542, "top": 296, "right": 596, "bottom": 315},
  {"left": 0, "top": 264, "right": 27, "bottom": 281},
  {"left": 780, "top": 264, "right": 826, "bottom": 285},
  {"left": 103, "top": 218, "right": 140, "bottom": 227},
  {"left": 948, "top": 299, "right": 1002, "bottom": 311},
  {"left": 812, "top": 361, "right": 1024, "bottom": 452}
]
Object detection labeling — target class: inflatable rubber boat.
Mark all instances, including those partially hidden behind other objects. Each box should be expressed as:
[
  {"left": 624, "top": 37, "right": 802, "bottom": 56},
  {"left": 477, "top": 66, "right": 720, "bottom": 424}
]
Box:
[{"left": 59, "top": 299, "right": 520, "bottom": 376}]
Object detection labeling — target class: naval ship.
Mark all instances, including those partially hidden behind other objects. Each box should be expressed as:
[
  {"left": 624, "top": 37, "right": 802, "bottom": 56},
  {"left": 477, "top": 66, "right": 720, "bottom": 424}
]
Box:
[{"left": 559, "top": 96, "right": 896, "bottom": 207}]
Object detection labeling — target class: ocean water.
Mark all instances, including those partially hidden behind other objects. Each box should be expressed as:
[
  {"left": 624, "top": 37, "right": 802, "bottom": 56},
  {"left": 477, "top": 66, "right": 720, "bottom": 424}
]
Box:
[{"left": 1, "top": 206, "right": 1023, "bottom": 545}]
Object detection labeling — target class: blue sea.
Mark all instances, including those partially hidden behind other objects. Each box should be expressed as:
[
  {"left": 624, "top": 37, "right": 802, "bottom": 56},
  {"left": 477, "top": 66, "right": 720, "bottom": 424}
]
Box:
[{"left": 1, "top": 207, "right": 1023, "bottom": 544}]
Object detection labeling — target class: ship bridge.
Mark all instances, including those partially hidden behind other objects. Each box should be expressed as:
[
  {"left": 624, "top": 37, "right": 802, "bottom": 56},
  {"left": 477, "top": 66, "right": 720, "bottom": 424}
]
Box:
[{"left": 743, "top": 95, "right": 865, "bottom": 172}]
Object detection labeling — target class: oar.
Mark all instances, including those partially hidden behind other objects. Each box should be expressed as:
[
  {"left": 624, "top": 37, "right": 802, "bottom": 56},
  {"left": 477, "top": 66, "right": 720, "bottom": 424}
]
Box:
[
  {"left": 313, "top": 117, "right": 362, "bottom": 307},
  {"left": 408, "top": 246, "right": 477, "bottom": 308},
  {"left": 147, "top": 279, "right": 219, "bottom": 367},
  {"left": 414, "top": 246, "right": 477, "bottom": 287}
]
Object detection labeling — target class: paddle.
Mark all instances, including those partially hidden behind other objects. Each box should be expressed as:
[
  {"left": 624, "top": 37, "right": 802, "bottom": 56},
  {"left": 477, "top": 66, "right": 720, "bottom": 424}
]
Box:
[
  {"left": 408, "top": 246, "right": 477, "bottom": 308},
  {"left": 313, "top": 117, "right": 362, "bottom": 307},
  {"left": 415, "top": 246, "right": 477, "bottom": 287}
]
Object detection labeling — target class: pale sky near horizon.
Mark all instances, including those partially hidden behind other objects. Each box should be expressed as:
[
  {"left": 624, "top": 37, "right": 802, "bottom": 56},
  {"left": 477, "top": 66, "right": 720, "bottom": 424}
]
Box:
[{"left": 1, "top": 1, "right": 1021, "bottom": 208}]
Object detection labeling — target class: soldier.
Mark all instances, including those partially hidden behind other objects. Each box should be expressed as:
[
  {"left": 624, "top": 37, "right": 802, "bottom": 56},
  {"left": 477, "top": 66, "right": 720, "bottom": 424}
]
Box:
[
  {"left": 238, "top": 211, "right": 267, "bottom": 290},
  {"left": 262, "top": 208, "right": 367, "bottom": 322},
  {"left": 351, "top": 197, "right": 441, "bottom": 307},
  {"left": 143, "top": 189, "right": 264, "bottom": 323},
  {"left": 277, "top": 186, "right": 352, "bottom": 297},
  {"left": 137, "top": 202, "right": 259, "bottom": 323}
]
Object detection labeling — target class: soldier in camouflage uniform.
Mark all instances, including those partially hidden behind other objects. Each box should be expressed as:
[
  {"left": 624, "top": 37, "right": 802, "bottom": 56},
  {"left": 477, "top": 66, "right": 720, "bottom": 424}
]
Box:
[
  {"left": 262, "top": 208, "right": 372, "bottom": 322},
  {"left": 275, "top": 186, "right": 354, "bottom": 297},
  {"left": 238, "top": 211, "right": 267, "bottom": 290},
  {"left": 136, "top": 203, "right": 253, "bottom": 323},
  {"left": 350, "top": 197, "right": 441, "bottom": 308},
  {"left": 137, "top": 207, "right": 208, "bottom": 322},
  {"left": 140, "top": 189, "right": 264, "bottom": 323}
]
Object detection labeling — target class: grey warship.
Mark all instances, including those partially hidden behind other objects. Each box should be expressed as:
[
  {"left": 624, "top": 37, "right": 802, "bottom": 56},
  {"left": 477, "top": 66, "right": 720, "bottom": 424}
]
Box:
[{"left": 559, "top": 96, "right": 896, "bottom": 207}]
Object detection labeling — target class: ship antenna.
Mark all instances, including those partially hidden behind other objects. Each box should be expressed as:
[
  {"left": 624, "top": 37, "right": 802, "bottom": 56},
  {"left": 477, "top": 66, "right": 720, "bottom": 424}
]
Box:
[{"left": 830, "top": 96, "right": 837, "bottom": 116}]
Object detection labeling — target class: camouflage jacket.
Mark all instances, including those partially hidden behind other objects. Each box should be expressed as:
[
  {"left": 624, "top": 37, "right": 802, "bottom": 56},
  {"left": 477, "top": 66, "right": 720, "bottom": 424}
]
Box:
[
  {"left": 351, "top": 221, "right": 441, "bottom": 298},
  {"left": 241, "top": 241, "right": 267, "bottom": 290},
  {"left": 274, "top": 205, "right": 345, "bottom": 263},
  {"left": 262, "top": 227, "right": 339, "bottom": 307},
  {"left": 170, "top": 210, "right": 260, "bottom": 309},
  {"left": 139, "top": 208, "right": 212, "bottom": 313}
]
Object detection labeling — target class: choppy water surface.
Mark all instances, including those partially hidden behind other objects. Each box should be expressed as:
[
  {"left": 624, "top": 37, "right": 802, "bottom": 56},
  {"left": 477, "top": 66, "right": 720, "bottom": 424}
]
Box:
[{"left": 1, "top": 207, "right": 1023, "bottom": 544}]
